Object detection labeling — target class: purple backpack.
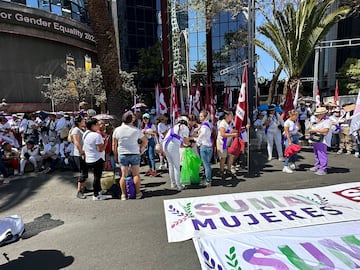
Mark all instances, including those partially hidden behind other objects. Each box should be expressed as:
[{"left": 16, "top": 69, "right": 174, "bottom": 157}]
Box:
[{"left": 125, "top": 176, "right": 136, "bottom": 199}]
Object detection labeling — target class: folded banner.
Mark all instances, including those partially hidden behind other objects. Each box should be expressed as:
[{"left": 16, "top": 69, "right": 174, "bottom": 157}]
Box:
[
  {"left": 193, "top": 220, "right": 360, "bottom": 270},
  {"left": 164, "top": 182, "right": 360, "bottom": 242}
]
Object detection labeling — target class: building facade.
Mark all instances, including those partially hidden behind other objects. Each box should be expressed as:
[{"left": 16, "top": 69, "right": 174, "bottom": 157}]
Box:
[{"left": 0, "top": 0, "right": 96, "bottom": 112}]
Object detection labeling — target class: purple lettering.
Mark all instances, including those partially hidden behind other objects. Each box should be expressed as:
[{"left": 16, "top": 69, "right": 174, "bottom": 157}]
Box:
[
  {"left": 300, "top": 207, "right": 325, "bottom": 218},
  {"left": 244, "top": 214, "right": 259, "bottom": 225},
  {"left": 192, "top": 218, "right": 217, "bottom": 230},
  {"left": 320, "top": 206, "right": 343, "bottom": 215},
  {"left": 220, "top": 216, "right": 241, "bottom": 227},
  {"left": 284, "top": 196, "right": 314, "bottom": 206},
  {"left": 260, "top": 212, "right": 282, "bottom": 223},
  {"left": 243, "top": 248, "right": 289, "bottom": 269},
  {"left": 194, "top": 203, "right": 220, "bottom": 216},
  {"left": 279, "top": 209, "right": 305, "bottom": 220}
]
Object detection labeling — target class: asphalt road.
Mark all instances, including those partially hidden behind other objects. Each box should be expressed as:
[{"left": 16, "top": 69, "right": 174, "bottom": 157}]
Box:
[{"left": 0, "top": 146, "right": 359, "bottom": 270}]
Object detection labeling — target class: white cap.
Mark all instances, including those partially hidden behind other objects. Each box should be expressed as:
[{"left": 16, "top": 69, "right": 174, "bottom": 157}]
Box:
[{"left": 56, "top": 111, "right": 65, "bottom": 116}]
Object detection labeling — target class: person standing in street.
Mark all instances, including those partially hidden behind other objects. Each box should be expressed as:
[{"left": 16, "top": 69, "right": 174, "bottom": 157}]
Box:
[
  {"left": 309, "top": 107, "right": 332, "bottom": 176},
  {"left": 282, "top": 110, "right": 300, "bottom": 174},
  {"left": 83, "top": 118, "right": 108, "bottom": 201},
  {"left": 112, "top": 111, "right": 148, "bottom": 200}
]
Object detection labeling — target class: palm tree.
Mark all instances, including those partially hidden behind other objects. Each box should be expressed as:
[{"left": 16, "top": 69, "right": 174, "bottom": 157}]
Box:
[
  {"left": 87, "top": 0, "right": 131, "bottom": 118},
  {"left": 254, "top": 0, "right": 350, "bottom": 95}
]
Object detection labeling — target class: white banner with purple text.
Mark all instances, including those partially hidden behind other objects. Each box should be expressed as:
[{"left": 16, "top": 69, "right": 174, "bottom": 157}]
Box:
[
  {"left": 164, "top": 182, "right": 360, "bottom": 242},
  {"left": 193, "top": 221, "right": 360, "bottom": 270}
]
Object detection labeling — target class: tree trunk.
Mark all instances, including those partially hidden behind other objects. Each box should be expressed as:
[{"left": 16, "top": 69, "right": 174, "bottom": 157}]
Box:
[
  {"left": 87, "top": 0, "right": 131, "bottom": 119},
  {"left": 267, "top": 65, "right": 282, "bottom": 104}
]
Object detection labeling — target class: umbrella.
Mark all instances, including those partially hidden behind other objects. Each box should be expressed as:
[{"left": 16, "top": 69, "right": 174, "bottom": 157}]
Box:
[
  {"left": 257, "top": 104, "right": 283, "bottom": 113},
  {"left": 131, "top": 102, "right": 147, "bottom": 109},
  {"left": 93, "top": 114, "right": 116, "bottom": 121},
  {"left": 350, "top": 113, "right": 360, "bottom": 135}
]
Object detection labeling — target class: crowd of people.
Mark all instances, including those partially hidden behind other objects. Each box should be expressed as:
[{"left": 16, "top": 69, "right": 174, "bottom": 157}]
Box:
[{"left": 1, "top": 101, "right": 359, "bottom": 200}]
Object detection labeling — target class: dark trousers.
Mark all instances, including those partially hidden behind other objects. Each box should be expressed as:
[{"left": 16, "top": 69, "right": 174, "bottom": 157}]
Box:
[
  {"left": 74, "top": 156, "right": 89, "bottom": 182},
  {"left": 86, "top": 159, "right": 104, "bottom": 196}
]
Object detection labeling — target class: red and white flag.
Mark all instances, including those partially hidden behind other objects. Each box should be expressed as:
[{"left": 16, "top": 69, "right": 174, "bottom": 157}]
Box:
[
  {"left": 158, "top": 84, "right": 168, "bottom": 114},
  {"left": 171, "top": 76, "right": 180, "bottom": 122},
  {"left": 316, "top": 83, "right": 321, "bottom": 107},
  {"left": 334, "top": 80, "right": 339, "bottom": 107},
  {"left": 193, "top": 83, "right": 201, "bottom": 116},
  {"left": 234, "top": 66, "right": 248, "bottom": 131},
  {"left": 282, "top": 87, "right": 294, "bottom": 120}
]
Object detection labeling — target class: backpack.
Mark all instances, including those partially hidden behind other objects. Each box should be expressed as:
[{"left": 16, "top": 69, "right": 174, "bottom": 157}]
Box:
[
  {"left": 67, "top": 127, "right": 74, "bottom": 143},
  {"left": 125, "top": 176, "right": 136, "bottom": 199}
]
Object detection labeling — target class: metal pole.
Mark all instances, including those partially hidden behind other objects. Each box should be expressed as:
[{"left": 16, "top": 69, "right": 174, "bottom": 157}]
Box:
[
  {"left": 313, "top": 47, "right": 320, "bottom": 106},
  {"left": 49, "top": 74, "right": 54, "bottom": 112},
  {"left": 181, "top": 29, "right": 191, "bottom": 100}
]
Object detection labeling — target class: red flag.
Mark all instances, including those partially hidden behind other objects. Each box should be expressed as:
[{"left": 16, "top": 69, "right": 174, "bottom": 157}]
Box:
[
  {"left": 224, "top": 85, "right": 229, "bottom": 109},
  {"left": 334, "top": 80, "right": 339, "bottom": 107},
  {"left": 171, "top": 76, "right": 180, "bottom": 122},
  {"left": 281, "top": 87, "right": 294, "bottom": 120},
  {"left": 158, "top": 84, "right": 168, "bottom": 114},
  {"left": 234, "top": 66, "right": 248, "bottom": 131},
  {"left": 316, "top": 83, "right": 321, "bottom": 107}
]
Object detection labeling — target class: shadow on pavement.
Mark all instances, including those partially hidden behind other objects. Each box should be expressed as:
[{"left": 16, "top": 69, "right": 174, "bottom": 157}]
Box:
[
  {"left": 22, "top": 213, "right": 64, "bottom": 240},
  {"left": 0, "top": 249, "right": 74, "bottom": 269},
  {"left": 143, "top": 189, "right": 179, "bottom": 198}
]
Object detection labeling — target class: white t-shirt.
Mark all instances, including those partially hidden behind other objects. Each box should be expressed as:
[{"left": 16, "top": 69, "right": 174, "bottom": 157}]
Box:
[
  {"left": 83, "top": 131, "right": 104, "bottom": 163},
  {"left": 312, "top": 118, "right": 332, "bottom": 146},
  {"left": 262, "top": 113, "right": 284, "bottom": 133},
  {"left": 163, "top": 124, "right": 189, "bottom": 147},
  {"left": 157, "top": 122, "right": 170, "bottom": 142},
  {"left": 217, "top": 119, "right": 232, "bottom": 148},
  {"left": 71, "top": 127, "right": 84, "bottom": 157},
  {"left": 284, "top": 119, "right": 299, "bottom": 135},
  {"left": 143, "top": 123, "right": 157, "bottom": 139},
  {"left": 197, "top": 122, "right": 212, "bottom": 147},
  {"left": 113, "top": 123, "right": 144, "bottom": 155}
]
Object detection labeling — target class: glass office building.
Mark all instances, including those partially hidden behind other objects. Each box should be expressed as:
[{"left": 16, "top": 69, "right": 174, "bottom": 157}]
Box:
[{"left": 2, "top": 0, "right": 88, "bottom": 22}]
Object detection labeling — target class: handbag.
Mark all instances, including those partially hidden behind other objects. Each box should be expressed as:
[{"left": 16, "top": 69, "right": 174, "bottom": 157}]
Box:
[
  {"left": 228, "top": 137, "right": 245, "bottom": 156},
  {"left": 154, "top": 137, "right": 163, "bottom": 154},
  {"left": 310, "top": 133, "right": 325, "bottom": 143}
]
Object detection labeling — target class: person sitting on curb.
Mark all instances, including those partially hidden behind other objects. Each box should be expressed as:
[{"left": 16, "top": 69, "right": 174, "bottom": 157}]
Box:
[
  {"left": 19, "top": 140, "right": 41, "bottom": 175},
  {"left": 40, "top": 137, "right": 60, "bottom": 173},
  {"left": 1, "top": 142, "right": 20, "bottom": 176}
]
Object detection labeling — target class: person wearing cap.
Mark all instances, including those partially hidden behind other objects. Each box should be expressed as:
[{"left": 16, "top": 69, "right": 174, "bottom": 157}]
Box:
[
  {"left": 296, "top": 101, "right": 311, "bottom": 139},
  {"left": 261, "top": 105, "right": 285, "bottom": 161},
  {"left": 19, "top": 140, "right": 41, "bottom": 175},
  {"left": 157, "top": 114, "right": 170, "bottom": 170},
  {"left": 40, "top": 137, "right": 60, "bottom": 174},
  {"left": 254, "top": 111, "right": 267, "bottom": 151},
  {"left": 141, "top": 113, "right": 158, "bottom": 177},
  {"left": 162, "top": 115, "right": 190, "bottom": 190},
  {"left": 112, "top": 111, "right": 148, "bottom": 200},
  {"left": 308, "top": 107, "right": 332, "bottom": 176}
]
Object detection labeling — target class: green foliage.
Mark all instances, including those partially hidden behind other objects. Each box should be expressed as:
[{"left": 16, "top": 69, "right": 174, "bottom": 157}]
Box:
[
  {"left": 191, "top": 61, "right": 207, "bottom": 84},
  {"left": 254, "top": 0, "right": 350, "bottom": 81},
  {"left": 225, "top": 246, "right": 242, "bottom": 270},
  {"left": 338, "top": 58, "right": 360, "bottom": 94},
  {"left": 133, "top": 41, "right": 162, "bottom": 82}
]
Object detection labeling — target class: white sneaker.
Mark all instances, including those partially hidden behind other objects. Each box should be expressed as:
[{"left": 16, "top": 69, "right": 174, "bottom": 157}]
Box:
[
  {"left": 289, "top": 163, "right": 299, "bottom": 170},
  {"left": 158, "top": 164, "right": 167, "bottom": 170},
  {"left": 170, "top": 182, "right": 176, "bottom": 189},
  {"left": 345, "top": 151, "right": 351, "bottom": 155},
  {"left": 355, "top": 152, "right": 359, "bottom": 158},
  {"left": 231, "top": 167, "right": 237, "bottom": 174},
  {"left": 19, "top": 171, "right": 24, "bottom": 176},
  {"left": 337, "top": 150, "right": 343, "bottom": 154},
  {"left": 267, "top": 156, "right": 272, "bottom": 161},
  {"left": 278, "top": 157, "right": 284, "bottom": 162},
  {"left": 92, "top": 194, "right": 107, "bottom": 201},
  {"left": 14, "top": 169, "right": 19, "bottom": 176},
  {"left": 309, "top": 166, "right": 318, "bottom": 172},
  {"left": 3, "top": 178, "right": 10, "bottom": 184},
  {"left": 282, "top": 166, "right": 293, "bottom": 173}
]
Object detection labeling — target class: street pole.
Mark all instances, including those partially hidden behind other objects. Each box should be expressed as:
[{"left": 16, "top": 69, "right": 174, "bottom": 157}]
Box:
[
  {"left": 49, "top": 74, "right": 54, "bottom": 112},
  {"left": 313, "top": 47, "right": 320, "bottom": 109},
  {"left": 180, "top": 29, "right": 190, "bottom": 101}
]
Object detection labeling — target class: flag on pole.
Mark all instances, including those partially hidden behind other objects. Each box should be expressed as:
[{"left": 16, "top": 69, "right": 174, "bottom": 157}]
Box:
[
  {"left": 316, "top": 83, "right": 321, "bottom": 107},
  {"left": 282, "top": 87, "right": 294, "bottom": 120},
  {"left": 293, "top": 81, "right": 300, "bottom": 108},
  {"left": 158, "top": 84, "right": 168, "bottom": 114},
  {"left": 224, "top": 85, "right": 229, "bottom": 109},
  {"left": 155, "top": 84, "right": 160, "bottom": 116},
  {"left": 171, "top": 76, "right": 180, "bottom": 122},
  {"left": 354, "top": 89, "right": 360, "bottom": 115},
  {"left": 334, "top": 80, "right": 339, "bottom": 107},
  {"left": 193, "top": 83, "right": 201, "bottom": 116},
  {"left": 234, "top": 66, "right": 248, "bottom": 131}
]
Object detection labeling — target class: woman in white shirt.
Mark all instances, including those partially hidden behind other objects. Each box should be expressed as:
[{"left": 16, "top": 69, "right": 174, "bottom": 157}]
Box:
[
  {"left": 157, "top": 114, "right": 170, "bottom": 170},
  {"left": 308, "top": 107, "right": 332, "bottom": 176},
  {"left": 83, "top": 118, "right": 108, "bottom": 200},
  {"left": 197, "top": 110, "right": 213, "bottom": 187},
  {"left": 282, "top": 110, "right": 300, "bottom": 173},
  {"left": 162, "top": 116, "right": 190, "bottom": 191}
]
